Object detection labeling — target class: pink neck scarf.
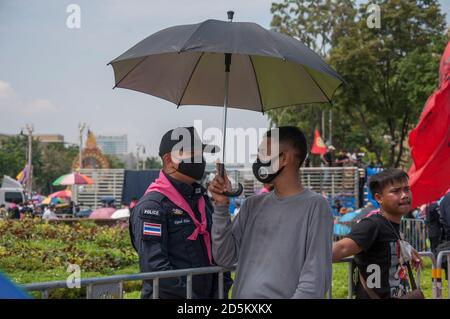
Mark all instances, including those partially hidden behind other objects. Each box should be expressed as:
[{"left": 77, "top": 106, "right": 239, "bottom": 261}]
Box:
[{"left": 145, "top": 170, "right": 212, "bottom": 264}]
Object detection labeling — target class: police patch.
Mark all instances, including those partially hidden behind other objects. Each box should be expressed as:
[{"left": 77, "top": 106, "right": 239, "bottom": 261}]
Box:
[
  {"left": 143, "top": 222, "right": 161, "bottom": 237},
  {"left": 171, "top": 208, "right": 184, "bottom": 216},
  {"left": 143, "top": 209, "right": 160, "bottom": 217}
]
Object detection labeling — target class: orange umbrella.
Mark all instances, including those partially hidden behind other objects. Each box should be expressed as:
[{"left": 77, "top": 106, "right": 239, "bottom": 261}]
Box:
[{"left": 53, "top": 173, "right": 93, "bottom": 186}]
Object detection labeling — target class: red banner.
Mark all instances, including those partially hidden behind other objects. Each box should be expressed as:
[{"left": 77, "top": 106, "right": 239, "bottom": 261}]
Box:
[
  {"left": 408, "top": 42, "right": 450, "bottom": 207},
  {"left": 311, "top": 129, "right": 327, "bottom": 155}
]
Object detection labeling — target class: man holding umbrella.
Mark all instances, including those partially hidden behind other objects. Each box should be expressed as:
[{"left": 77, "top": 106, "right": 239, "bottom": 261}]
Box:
[
  {"left": 209, "top": 126, "right": 334, "bottom": 298},
  {"left": 110, "top": 11, "right": 343, "bottom": 299},
  {"left": 129, "top": 126, "right": 232, "bottom": 299}
]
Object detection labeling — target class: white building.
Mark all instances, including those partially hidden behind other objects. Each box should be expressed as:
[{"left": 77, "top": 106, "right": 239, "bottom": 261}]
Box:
[{"left": 96, "top": 134, "right": 128, "bottom": 156}]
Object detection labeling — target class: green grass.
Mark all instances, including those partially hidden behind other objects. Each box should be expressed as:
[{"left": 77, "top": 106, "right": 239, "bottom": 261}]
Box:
[{"left": 2, "top": 220, "right": 447, "bottom": 299}]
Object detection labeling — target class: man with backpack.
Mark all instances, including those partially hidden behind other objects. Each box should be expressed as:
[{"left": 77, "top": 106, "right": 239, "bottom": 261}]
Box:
[{"left": 332, "top": 169, "right": 423, "bottom": 299}]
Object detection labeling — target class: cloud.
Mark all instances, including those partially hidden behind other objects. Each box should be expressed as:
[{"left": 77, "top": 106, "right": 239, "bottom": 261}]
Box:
[
  {"left": 0, "top": 80, "right": 15, "bottom": 99},
  {"left": 0, "top": 80, "right": 59, "bottom": 116},
  {"left": 25, "top": 98, "right": 59, "bottom": 115},
  {"left": 104, "top": 0, "right": 273, "bottom": 26}
]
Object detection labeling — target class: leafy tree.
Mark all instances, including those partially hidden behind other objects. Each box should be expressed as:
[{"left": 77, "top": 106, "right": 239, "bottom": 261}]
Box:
[
  {"left": 0, "top": 135, "right": 41, "bottom": 185},
  {"left": 0, "top": 135, "right": 80, "bottom": 194},
  {"left": 36, "top": 143, "right": 79, "bottom": 194},
  {"left": 270, "top": 0, "right": 448, "bottom": 167},
  {"left": 104, "top": 154, "right": 126, "bottom": 169},
  {"left": 145, "top": 156, "right": 162, "bottom": 169}
]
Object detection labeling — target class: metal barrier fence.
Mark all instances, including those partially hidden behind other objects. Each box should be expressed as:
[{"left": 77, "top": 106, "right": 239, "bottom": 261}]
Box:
[
  {"left": 23, "top": 251, "right": 444, "bottom": 299},
  {"left": 74, "top": 169, "right": 125, "bottom": 209},
  {"left": 400, "top": 219, "right": 429, "bottom": 252},
  {"left": 435, "top": 250, "right": 450, "bottom": 299},
  {"left": 23, "top": 265, "right": 236, "bottom": 299}
]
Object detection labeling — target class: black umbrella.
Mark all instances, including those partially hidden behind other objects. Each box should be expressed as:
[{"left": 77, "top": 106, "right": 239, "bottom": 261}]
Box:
[{"left": 109, "top": 11, "right": 344, "bottom": 196}]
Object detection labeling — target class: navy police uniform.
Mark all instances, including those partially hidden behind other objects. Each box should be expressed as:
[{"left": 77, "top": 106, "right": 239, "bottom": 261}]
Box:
[{"left": 130, "top": 172, "right": 232, "bottom": 298}]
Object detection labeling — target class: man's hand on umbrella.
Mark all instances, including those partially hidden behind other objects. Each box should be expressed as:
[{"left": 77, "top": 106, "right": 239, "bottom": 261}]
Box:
[{"left": 208, "top": 163, "right": 232, "bottom": 206}]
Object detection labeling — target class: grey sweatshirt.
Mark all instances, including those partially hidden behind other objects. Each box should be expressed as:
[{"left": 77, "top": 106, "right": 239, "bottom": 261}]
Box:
[{"left": 212, "top": 189, "right": 333, "bottom": 299}]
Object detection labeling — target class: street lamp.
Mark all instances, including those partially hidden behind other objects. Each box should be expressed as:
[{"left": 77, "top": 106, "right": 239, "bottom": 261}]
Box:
[{"left": 136, "top": 143, "right": 144, "bottom": 170}]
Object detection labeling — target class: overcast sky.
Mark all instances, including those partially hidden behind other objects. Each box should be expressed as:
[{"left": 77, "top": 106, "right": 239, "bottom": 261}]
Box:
[{"left": 1, "top": 0, "right": 448, "bottom": 161}]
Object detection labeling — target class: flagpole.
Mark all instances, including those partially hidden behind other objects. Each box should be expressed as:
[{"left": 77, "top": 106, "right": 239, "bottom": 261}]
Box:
[{"left": 25, "top": 124, "right": 34, "bottom": 197}]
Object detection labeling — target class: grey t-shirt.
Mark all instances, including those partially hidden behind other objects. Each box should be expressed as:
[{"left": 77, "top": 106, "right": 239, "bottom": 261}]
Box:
[{"left": 212, "top": 189, "right": 333, "bottom": 299}]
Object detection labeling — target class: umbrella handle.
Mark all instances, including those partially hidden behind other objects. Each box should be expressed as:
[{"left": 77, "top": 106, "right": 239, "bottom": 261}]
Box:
[{"left": 217, "top": 163, "right": 243, "bottom": 197}]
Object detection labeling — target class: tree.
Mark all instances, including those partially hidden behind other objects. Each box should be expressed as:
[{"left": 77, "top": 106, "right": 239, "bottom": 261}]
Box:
[
  {"left": 145, "top": 156, "right": 162, "bottom": 169},
  {"left": 104, "top": 154, "right": 126, "bottom": 169},
  {"left": 270, "top": 0, "right": 448, "bottom": 167},
  {"left": 35, "top": 143, "right": 79, "bottom": 194},
  {"left": 0, "top": 135, "right": 81, "bottom": 194},
  {"left": 0, "top": 135, "right": 42, "bottom": 185}
]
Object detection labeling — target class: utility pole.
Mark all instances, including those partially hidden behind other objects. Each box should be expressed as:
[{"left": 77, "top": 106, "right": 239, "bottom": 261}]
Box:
[
  {"left": 136, "top": 144, "right": 143, "bottom": 170},
  {"left": 142, "top": 146, "right": 146, "bottom": 170},
  {"left": 136, "top": 144, "right": 147, "bottom": 170},
  {"left": 78, "top": 123, "right": 86, "bottom": 170},
  {"left": 25, "top": 124, "right": 34, "bottom": 196}
]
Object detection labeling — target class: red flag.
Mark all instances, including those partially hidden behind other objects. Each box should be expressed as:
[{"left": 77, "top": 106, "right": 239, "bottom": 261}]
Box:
[
  {"left": 439, "top": 40, "right": 450, "bottom": 86},
  {"left": 408, "top": 41, "right": 450, "bottom": 208},
  {"left": 311, "top": 129, "right": 327, "bottom": 155}
]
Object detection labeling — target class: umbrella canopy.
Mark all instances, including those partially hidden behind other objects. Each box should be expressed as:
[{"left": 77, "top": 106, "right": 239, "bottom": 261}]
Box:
[
  {"left": 53, "top": 173, "right": 93, "bottom": 186},
  {"left": 47, "top": 189, "right": 72, "bottom": 199},
  {"left": 109, "top": 13, "right": 344, "bottom": 196},
  {"left": 337, "top": 210, "right": 361, "bottom": 223},
  {"left": 89, "top": 207, "right": 116, "bottom": 219},
  {"left": 111, "top": 208, "right": 130, "bottom": 220},
  {"left": 42, "top": 197, "right": 63, "bottom": 205},
  {"left": 31, "top": 194, "right": 45, "bottom": 203},
  {"left": 109, "top": 19, "right": 343, "bottom": 112}
]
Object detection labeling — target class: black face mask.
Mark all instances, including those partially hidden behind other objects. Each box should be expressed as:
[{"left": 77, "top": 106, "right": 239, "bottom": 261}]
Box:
[
  {"left": 252, "top": 153, "right": 284, "bottom": 184},
  {"left": 176, "top": 155, "right": 206, "bottom": 181}
]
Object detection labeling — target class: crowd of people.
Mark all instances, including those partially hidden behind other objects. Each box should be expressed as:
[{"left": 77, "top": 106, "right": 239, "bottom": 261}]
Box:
[
  {"left": 126, "top": 125, "right": 450, "bottom": 300},
  {"left": 320, "top": 146, "right": 366, "bottom": 168},
  {"left": 0, "top": 201, "right": 80, "bottom": 220},
  {"left": 2, "top": 126, "right": 448, "bottom": 300}
]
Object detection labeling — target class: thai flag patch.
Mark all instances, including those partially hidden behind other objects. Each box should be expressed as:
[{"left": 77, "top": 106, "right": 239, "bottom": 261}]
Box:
[{"left": 143, "top": 222, "right": 162, "bottom": 237}]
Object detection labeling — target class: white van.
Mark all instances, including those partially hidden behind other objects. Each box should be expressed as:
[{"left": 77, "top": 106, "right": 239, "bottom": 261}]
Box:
[{"left": 0, "top": 175, "right": 25, "bottom": 208}]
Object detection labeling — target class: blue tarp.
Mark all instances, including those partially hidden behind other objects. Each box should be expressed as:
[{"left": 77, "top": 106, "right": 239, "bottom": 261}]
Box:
[
  {"left": 333, "top": 223, "right": 351, "bottom": 236},
  {"left": 121, "top": 170, "right": 160, "bottom": 205},
  {"left": 338, "top": 210, "right": 361, "bottom": 223},
  {"left": 0, "top": 272, "right": 30, "bottom": 299}
]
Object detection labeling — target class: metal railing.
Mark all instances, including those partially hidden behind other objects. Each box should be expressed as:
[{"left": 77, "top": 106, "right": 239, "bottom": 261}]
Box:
[
  {"left": 74, "top": 169, "right": 124, "bottom": 209},
  {"left": 22, "top": 251, "right": 445, "bottom": 299},
  {"left": 400, "top": 219, "right": 429, "bottom": 252},
  {"left": 23, "top": 265, "right": 235, "bottom": 299},
  {"left": 327, "top": 257, "right": 354, "bottom": 299},
  {"left": 435, "top": 250, "right": 450, "bottom": 299}
]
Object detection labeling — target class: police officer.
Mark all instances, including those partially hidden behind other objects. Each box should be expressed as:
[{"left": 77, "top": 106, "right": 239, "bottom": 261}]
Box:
[{"left": 130, "top": 127, "right": 232, "bottom": 299}]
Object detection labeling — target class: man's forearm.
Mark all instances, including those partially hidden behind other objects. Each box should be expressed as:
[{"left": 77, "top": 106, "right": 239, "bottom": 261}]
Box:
[{"left": 211, "top": 204, "right": 238, "bottom": 268}]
